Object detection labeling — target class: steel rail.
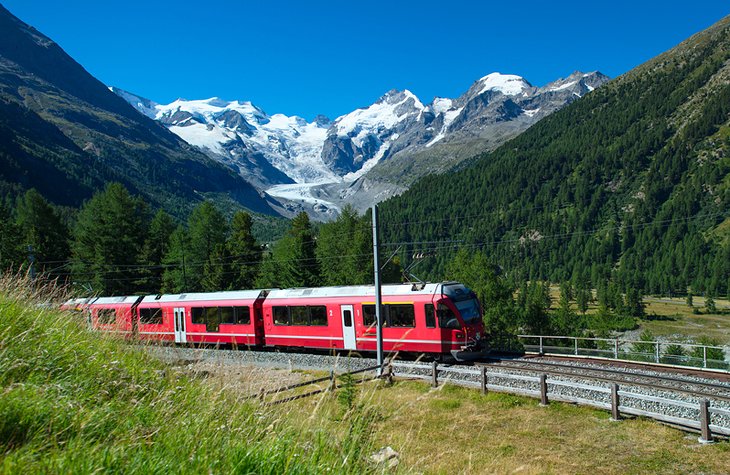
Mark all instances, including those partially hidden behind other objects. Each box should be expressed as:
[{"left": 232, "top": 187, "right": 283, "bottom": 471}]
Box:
[{"left": 476, "top": 359, "right": 730, "bottom": 402}]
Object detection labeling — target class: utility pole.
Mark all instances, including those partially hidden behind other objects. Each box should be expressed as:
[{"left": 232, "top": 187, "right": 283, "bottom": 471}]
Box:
[
  {"left": 27, "top": 245, "right": 35, "bottom": 280},
  {"left": 372, "top": 205, "right": 384, "bottom": 375},
  {"left": 181, "top": 243, "right": 188, "bottom": 292}
]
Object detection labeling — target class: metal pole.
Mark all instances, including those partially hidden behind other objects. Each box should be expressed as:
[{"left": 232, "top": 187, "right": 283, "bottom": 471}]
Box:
[
  {"left": 432, "top": 360, "right": 438, "bottom": 388},
  {"left": 614, "top": 339, "right": 619, "bottom": 359},
  {"left": 699, "top": 399, "right": 713, "bottom": 444},
  {"left": 655, "top": 342, "right": 660, "bottom": 363},
  {"left": 481, "top": 366, "right": 488, "bottom": 395},
  {"left": 610, "top": 383, "right": 620, "bottom": 421},
  {"left": 27, "top": 245, "right": 35, "bottom": 280},
  {"left": 539, "top": 374, "right": 548, "bottom": 406},
  {"left": 539, "top": 336, "right": 544, "bottom": 355},
  {"left": 703, "top": 346, "right": 707, "bottom": 369},
  {"left": 574, "top": 337, "right": 578, "bottom": 356},
  {"left": 372, "top": 205, "right": 384, "bottom": 375}
]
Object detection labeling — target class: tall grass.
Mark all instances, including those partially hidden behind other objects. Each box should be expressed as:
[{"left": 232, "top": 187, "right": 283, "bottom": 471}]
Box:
[{"left": 0, "top": 274, "right": 378, "bottom": 473}]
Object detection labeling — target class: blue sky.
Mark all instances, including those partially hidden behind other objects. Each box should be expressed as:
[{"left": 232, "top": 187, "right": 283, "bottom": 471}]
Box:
[{"left": 4, "top": 1, "right": 729, "bottom": 120}]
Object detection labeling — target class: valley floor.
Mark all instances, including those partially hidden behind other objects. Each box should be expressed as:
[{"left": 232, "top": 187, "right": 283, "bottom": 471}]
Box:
[{"left": 186, "top": 357, "right": 730, "bottom": 474}]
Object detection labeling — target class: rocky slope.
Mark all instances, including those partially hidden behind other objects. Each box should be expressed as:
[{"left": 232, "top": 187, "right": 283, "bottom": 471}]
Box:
[
  {"left": 0, "top": 4, "right": 274, "bottom": 217},
  {"left": 115, "top": 71, "right": 609, "bottom": 219}
]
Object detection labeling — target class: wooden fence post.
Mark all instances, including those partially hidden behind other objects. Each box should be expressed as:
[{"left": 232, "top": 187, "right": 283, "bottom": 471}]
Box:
[
  {"left": 539, "top": 374, "right": 548, "bottom": 406},
  {"left": 699, "top": 399, "right": 714, "bottom": 443},
  {"left": 610, "top": 383, "right": 620, "bottom": 421},
  {"left": 329, "top": 370, "right": 336, "bottom": 391},
  {"left": 481, "top": 366, "right": 488, "bottom": 395},
  {"left": 431, "top": 360, "right": 438, "bottom": 388}
]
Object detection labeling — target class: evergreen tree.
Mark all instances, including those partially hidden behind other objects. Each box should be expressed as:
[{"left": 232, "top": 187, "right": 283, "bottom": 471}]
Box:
[
  {"left": 552, "top": 282, "right": 579, "bottom": 335},
  {"left": 227, "top": 211, "right": 262, "bottom": 290},
  {"left": 256, "top": 243, "right": 287, "bottom": 288},
  {"left": 624, "top": 287, "right": 645, "bottom": 317},
  {"left": 686, "top": 291, "right": 694, "bottom": 309},
  {"left": 446, "top": 249, "right": 518, "bottom": 336},
  {"left": 15, "top": 189, "right": 70, "bottom": 278},
  {"left": 137, "top": 210, "right": 174, "bottom": 293},
  {"left": 161, "top": 225, "right": 189, "bottom": 293},
  {"left": 575, "top": 277, "right": 591, "bottom": 315},
  {"left": 0, "top": 201, "right": 23, "bottom": 271},
  {"left": 71, "top": 183, "right": 149, "bottom": 295},
  {"left": 705, "top": 293, "right": 717, "bottom": 314},
  {"left": 281, "top": 212, "right": 320, "bottom": 287},
  {"left": 187, "top": 201, "right": 229, "bottom": 291},
  {"left": 316, "top": 205, "right": 372, "bottom": 286}
]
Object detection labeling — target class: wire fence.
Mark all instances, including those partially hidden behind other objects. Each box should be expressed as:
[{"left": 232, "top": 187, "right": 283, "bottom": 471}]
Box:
[{"left": 516, "top": 334, "right": 730, "bottom": 371}]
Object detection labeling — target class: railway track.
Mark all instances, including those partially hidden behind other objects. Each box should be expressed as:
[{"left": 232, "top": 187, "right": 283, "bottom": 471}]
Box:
[
  {"left": 148, "top": 345, "right": 730, "bottom": 439},
  {"left": 477, "top": 357, "right": 730, "bottom": 402}
]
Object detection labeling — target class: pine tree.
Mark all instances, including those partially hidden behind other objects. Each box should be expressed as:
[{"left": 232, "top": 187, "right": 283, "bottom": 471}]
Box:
[
  {"left": 137, "top": 210, "right": 174, "bottom": 293},
  {"left": 575, "top": 277, "right": 591, "bottom": 315},
  {"left": 161, "top": 225, "right": 189, "bottom": 293},
  {"left": 624, "top": 287, "right": 645, "bottom": 317},
  {"left": 705, "top": 293, "right": 717, "bottom": 314},
  {"left": 0, "top": 201, "right": 23, "bottom": 271},
  {"left": 446, "top": 248, "right": 517, "bottom": 336},
  {"left": 186, "top": 201, "right": 228, "bottom": 291},
  {"left": 227, "top": 211, "right": 261, "bottom": 290},
  {"left": 283, "top": 212, "right": 320, "bottom": 287},
  {"left": 552, "top": 281, "right": 579, "bottom": 335},
  {"left": 71, "top": 183, "right": 149, "bottom": 295},
  {"left": 15, "top": 189, "right": 70, "bottom": 278},
  {"left": 316, "top": 205, "right": 373, "bottom": 286}
]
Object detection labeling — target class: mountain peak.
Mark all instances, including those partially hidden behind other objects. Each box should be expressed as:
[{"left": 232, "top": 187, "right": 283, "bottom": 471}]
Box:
[{"left": 476, "top": 73, "right": 531, "bottom": 96}]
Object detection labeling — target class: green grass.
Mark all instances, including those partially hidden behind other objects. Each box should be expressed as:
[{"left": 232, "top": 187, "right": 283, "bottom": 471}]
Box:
[{"left": 0, "top": 275, "right": 377, "bottom": 473}]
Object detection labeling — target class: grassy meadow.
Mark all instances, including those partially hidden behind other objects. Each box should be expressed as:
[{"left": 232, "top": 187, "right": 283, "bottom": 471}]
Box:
[
  {"left": 0, "top": 275, "right": 377, "bottom": 474},
  {"left": 1, "top": 274, "right": 729, "bottom": 474}
]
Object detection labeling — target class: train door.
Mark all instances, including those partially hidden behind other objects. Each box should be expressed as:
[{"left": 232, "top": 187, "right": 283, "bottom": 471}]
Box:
[
  {"left": 340, "top": 305, "right": 356, "bottom": 350},
  {"left": 174, "top": 307, "right": 187, "bottom": 343}
]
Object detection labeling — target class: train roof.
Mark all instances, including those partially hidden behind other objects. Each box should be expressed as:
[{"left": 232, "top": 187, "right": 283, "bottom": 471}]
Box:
[
  {"left": 266, "top": 282, "right": 467, "bottom": 300},
  {"left": 140, "top": 290, "right": 267, "bottom": 304},
  {"left": 90, "top": 296, "right": 141, "bottom": 305}
]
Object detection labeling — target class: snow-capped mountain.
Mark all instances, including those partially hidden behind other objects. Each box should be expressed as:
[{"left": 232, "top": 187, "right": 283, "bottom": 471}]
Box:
[{"left": 112, "top": 70, "right": 609, "bottom": 219}]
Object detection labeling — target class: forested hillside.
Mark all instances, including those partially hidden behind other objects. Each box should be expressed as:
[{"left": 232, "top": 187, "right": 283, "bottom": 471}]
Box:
[
  {"left": 0, "top": 4, "right": 273, "bottom": 217},
  {"left": 379, "top": 16, "right": 730, "bottom": 298}
]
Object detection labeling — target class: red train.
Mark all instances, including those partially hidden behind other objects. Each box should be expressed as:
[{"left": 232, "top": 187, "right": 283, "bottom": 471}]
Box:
[{"left": 65, "top": 282, "right": 487, "bottom": 360}]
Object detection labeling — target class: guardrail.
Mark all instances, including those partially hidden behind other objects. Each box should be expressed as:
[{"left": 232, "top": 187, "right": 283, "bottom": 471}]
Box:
[
  {"left": 390, "top": 361, "right": 730, "bottom": 442},
  {"left": 247, "top": 364, "right": 384, "bottom": 405},
  {"left": 516, "top": 334, "right": 729, "bottom": 371}
]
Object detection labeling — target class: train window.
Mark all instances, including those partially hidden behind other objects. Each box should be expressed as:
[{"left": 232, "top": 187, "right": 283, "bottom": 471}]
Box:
[
  {"left": 235, "top": 306, "right": 251, "bottom": 325},
  {"left": 388, "top": 304, "right": 415, "bottom": 327},
  {"left": 343, "top": 310, "right": 352, "bottom": 327},
  {"left": 310, "top": 306, "right": 327, "bottom": 326},
  {"left": 425, "top": 304, "right": 436, "bottom": 328},
  {"left": 291, "top": 306, "right": 308, "bottom": 325},
  {"left": 205, "top": 307, "right": 220, "bottom": 332},
  {"left": 273, "top": 306, "right": 289, "bottom": 325},
  {"left": 139, "top": 308, "right": 163, "bottom": 325},
  {"left": 437, "top": 304, "right": 460, "bottom": 329},
  {"left": 97, "top": 308, "right": 115, "bottom": 324},
  {"left": 362, "top": 305, "right": 376, "bottom": 327},
  {"left": 220, "top": 307, "right": 235, "bottom": 325},
  {"left": 192, "top": 307, "right": 205, "bottom": 325}
]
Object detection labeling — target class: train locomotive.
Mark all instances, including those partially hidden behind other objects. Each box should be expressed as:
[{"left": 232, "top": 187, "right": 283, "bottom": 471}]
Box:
[{"left": 65, "top": 281, "right": 487, "bottom": 360}]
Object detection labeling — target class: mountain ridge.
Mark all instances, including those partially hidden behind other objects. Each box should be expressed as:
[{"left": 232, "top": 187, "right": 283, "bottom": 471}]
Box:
[
  {"left": 377, "top": 15, "right": 730, "bottom": 295},
  {"left": 114, "top": 70, "right": 609, "bottom": 219},
  {"left": 0, "top": 3, "right": 276, "bottom": 218}
]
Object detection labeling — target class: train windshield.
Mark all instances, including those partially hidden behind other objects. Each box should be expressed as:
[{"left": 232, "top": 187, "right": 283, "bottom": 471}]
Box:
[
  {"left": 455, "top": 298, "right": 481, "bottom": 324},
  {"left": 442, "top": 284, "right": 482, "bottom": 325}
]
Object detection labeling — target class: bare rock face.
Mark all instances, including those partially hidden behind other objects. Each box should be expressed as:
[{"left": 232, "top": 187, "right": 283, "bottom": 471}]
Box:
[{"left": 113, "top": 71, "right": 609, "bottom": 220}]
